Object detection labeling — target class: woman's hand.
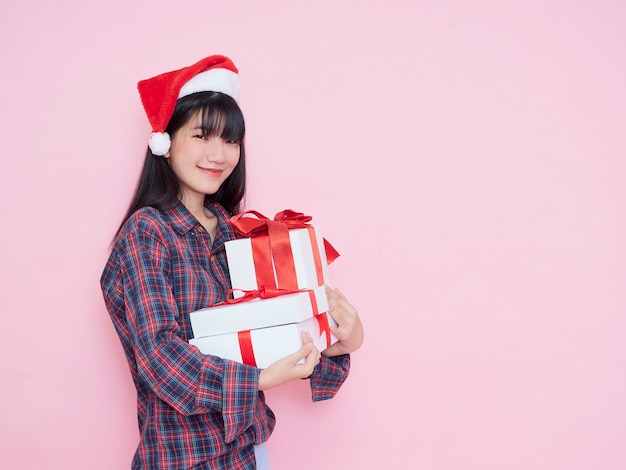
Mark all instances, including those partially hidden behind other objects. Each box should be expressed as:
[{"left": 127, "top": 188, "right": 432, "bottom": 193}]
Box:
[
  {"left": 258, "top": 331, "right": 321, "bottom": 391},
  {"left": 322, "top": 285, "right": 364, "bottom": 357}
]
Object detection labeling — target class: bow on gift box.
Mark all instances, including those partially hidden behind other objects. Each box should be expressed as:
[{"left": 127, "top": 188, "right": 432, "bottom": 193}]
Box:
[
  {"left": 229, "top": 209, "right": 339, "bottom": 291},
  {"left": 224, "top": 285, "right": 297, "bottom": 304}
]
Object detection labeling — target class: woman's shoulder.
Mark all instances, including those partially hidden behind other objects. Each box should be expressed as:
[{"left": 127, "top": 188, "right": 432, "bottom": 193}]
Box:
[
  {"left": 113, "top": 206, "right": 175, "bottom": 249},
  {"left": 102, "top": 207, "right": 172, "bottom": 290},
  {"left": 123, "top": 206, "right": 168, "bottom": 232}
]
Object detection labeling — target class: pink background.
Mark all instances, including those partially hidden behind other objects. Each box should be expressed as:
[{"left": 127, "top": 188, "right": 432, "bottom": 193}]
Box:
[{"left": 1, "top": 1, "right": 625, "bottom": 468}]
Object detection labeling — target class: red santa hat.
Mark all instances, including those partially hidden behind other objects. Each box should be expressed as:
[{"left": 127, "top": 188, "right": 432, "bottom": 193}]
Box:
[{"left": 137, "top": 55, "right": 240, "bottom": 156}]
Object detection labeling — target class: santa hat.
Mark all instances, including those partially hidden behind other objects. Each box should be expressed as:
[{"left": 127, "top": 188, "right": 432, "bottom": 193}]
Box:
[{"left": 137, "top": 55, "right": 240, "bottom": 156}]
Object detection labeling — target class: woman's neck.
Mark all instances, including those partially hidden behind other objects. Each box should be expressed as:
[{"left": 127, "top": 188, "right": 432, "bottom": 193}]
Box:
[
  {"left": 180, "top": 193, "right": 218, "bottom": 241},
  {"left": 180, "top": 193, "right": 206, "bottom": 221}
]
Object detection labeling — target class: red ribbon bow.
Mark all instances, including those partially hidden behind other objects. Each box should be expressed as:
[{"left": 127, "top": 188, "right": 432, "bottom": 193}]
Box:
[
  {"left": 224, "top": 286, "right": 301, "bottom": 304},
  {"left": 229, "top": 209, "right": 339, "bottom": 291},
  {"left": 230, "top": 209, "right": 313, "bottom": 236}
]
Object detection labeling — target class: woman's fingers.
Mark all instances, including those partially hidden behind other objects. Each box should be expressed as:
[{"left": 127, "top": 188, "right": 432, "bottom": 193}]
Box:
[
  {"left": 258, "top": 332, "right": 321, "bottom": 391},
  {"left": 324, "top": 285, "right": 364, "bottom": 354}
]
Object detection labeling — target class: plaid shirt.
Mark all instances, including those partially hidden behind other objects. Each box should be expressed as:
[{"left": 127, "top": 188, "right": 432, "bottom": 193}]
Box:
[{"left": 101, "top": 200, "right": 350, "bottom": 469}]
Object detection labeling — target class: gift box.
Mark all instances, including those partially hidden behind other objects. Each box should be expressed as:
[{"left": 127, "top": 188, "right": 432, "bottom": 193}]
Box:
[
  {"left": 190, "top": 312, "right": 339, "bottom": 368},
  {"left": 189, "top": 285, "right": 328, "bottom": 339},
  {"left": 226, "top": 210, "right": 339, "bottom": 295}
]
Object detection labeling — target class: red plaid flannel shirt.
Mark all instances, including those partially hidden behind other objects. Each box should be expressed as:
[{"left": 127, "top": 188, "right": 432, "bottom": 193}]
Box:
[{"left": 101, "top": 200, "right": 350, "bottom": 469}]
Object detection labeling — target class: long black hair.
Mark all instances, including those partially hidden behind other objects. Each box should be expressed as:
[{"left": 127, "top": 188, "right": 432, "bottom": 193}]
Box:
[{"left": 115, "top": 91, "right": 246, "bottom": 237}]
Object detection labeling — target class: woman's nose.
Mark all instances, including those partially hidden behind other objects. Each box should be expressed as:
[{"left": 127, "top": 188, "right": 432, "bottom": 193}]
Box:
[{"left": 206, "top": 137, "right": 226, "bottom": 162}]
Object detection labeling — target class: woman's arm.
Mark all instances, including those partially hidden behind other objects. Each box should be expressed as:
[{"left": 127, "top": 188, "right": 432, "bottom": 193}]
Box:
[{"left": 117, "top": 216, "right": 261, "bottom": 441}]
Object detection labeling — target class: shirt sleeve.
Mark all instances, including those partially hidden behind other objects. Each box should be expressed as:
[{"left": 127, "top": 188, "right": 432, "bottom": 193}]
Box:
[
  {"left": 119, "top": 217, "right": 260, "bottom": 442},
  {"left": 309, "top": 354, "right": 351, "bottom": 402}
]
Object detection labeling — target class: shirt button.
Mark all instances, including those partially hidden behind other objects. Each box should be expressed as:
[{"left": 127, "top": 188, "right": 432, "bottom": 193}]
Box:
[
  {"left": 210, "top": 256, "right": 216, "bottom": 262},
  {"left": 197, "top": 226, "right": 204, "bottom": 233}
]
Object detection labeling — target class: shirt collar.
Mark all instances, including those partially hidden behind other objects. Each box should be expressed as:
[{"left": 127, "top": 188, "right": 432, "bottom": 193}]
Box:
[
  {"left": 163, "top": 199, "right": 237, "bottom": 243},
  {"left": 163, "top": 199, "right": 201, "bottom": 235}
]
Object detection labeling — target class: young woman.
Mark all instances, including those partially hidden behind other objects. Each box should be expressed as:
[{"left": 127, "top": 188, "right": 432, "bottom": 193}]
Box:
[{"left": 100, "top": 55, "right": 364, "bottom": 470}]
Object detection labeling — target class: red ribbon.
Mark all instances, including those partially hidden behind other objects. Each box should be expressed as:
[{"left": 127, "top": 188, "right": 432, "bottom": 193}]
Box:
[
  {"left": 229, "top": 210, "right": 339, "bottom": 291},
  {"left": 223, "top": 286, "right": 301, "bottom": 304},
  {"left": 233, "top": 289, "right": 325, "bottom": 367},
  {"left": 237, "top": 330, "right": 257, "bottom": 367},
  {"left": 315, "top": 313, "right": 332, "bottom": 349}
]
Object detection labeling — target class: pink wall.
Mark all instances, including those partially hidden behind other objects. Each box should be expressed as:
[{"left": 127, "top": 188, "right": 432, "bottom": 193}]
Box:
[{"left": 2, "top": 1, "right": 625, "bottom": 468}]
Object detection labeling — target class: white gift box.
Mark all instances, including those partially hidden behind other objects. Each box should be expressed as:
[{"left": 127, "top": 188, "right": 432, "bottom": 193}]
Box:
[
  {"left": 225, "top": 226, "right": 331, "bottom": 296},
  {"left": 189, "top": 312, "right": 339, "bottom": 368},
  {"left": 189, "top": 285, "right": 328, "bottom": 339}
]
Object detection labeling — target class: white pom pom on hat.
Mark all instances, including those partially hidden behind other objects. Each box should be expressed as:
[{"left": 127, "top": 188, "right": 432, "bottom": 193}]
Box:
[
  {"left": 137, "top": 55, "right": 240, "bottom": 156},
  {"left": 148, "top": 132, "right": 172, "bottom": 156}
]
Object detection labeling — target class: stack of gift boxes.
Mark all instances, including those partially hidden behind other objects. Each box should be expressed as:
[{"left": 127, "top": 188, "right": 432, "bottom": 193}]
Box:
[{"left": 189, "top": 210, "right": 339, "bottom": 368}]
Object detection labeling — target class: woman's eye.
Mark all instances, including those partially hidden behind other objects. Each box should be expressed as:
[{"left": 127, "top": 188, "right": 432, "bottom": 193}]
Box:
[
  {"left": 194, "top": 134, "right": 207, "bottom": 140},
  {"left": 225, "top": 139, "right": 240, "bottom": 145}
]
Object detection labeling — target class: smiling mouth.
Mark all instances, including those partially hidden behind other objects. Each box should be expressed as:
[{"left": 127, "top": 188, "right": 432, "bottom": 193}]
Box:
[{"left": 198, "top": 167, "right": 223, "bottom": 177}]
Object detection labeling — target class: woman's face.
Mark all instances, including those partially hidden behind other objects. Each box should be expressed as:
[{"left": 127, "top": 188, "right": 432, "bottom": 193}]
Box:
[{"left": 166, "top": 111, "right": 240, "bottom": 205}]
